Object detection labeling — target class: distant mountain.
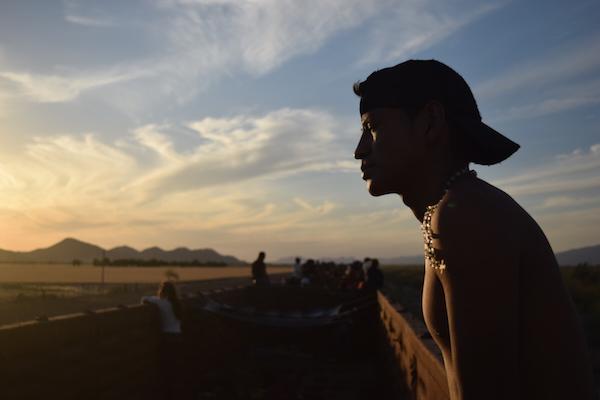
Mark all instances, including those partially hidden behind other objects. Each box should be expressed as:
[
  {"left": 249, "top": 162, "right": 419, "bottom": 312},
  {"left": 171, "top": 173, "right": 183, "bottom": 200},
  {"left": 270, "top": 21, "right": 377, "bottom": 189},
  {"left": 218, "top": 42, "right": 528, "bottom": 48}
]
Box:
[
  {"left": 0, "top": 248, "right": 26, "bottom": 262},
  {"left": 274, "top": 245, "right": 600, "bottom": 268},
  {"left": 381, "top": 247, "right": 600, "bottom": 266},
  {"left": 0, "top": 238, "right": 104, "bottom": 263},
  {"left": 29, "top": 238, "right": 105, "bottom": 262},
  {"left": 0, "top": 238, "right": 245, "bottom": 265},
  {"left": 380, "top": 246, "right": 600, "bottom": 267},
  {"left": 117, "top": 246, "right": 242, "bottom": 265},
  {"left": 107, "top": 246, "right": 139, "bottom": 260},
  {"left": 3, "top": 239, "right": 597, "bottom": 266},
  {"left": 555, "top": 245, "right": 600, "bottom": 266}
]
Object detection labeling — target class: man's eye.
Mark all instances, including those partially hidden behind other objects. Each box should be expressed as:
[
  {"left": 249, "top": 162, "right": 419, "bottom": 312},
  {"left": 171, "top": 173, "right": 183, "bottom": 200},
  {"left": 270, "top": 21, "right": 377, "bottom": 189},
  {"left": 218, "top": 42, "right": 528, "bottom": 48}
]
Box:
[
  {"left": 362, "top": 122, "right": 378, "bottom": 143},
  {"left": 363, "top": 123, "right": 376, "bottom": 134},
  {"left": 367, "top": 124, "right": 377, "bottom": 139}
]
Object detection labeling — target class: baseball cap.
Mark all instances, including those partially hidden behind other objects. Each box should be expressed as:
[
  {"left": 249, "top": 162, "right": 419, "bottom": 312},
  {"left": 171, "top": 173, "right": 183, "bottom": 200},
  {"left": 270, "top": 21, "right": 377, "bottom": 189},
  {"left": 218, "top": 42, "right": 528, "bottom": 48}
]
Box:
[{"left": 354, "top": 59, "right": 519, "bottom": 165}]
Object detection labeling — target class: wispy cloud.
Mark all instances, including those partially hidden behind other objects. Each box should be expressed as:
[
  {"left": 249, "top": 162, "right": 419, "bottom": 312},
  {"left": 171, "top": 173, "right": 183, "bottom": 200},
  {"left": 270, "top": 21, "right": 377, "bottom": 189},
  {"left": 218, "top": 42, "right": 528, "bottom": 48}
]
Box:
[
  {"left": 160, "top": 0, "right": 380, "bottom": 75},
  {"left": 476, "top": 34, "right": 600, "bottom": 101},
  {"left": 0, "top": 69, "right": 146, "bottom": 103},
  {"left": 492, "top": 143, "right": 600, "bottom": 197},
  {"left": 293, "top": 198, "right": 336, "bottom": 215},
  {"left": 357, "top": 0, "right": 507, "bottom": 66},
  {"left": 63, "top": 0, "right": 116, "bottom": 27},
  {"left": 65, "top": 14, "right": 115, "bottom": 27},
  {"left": 493, "top": 94, "right": 600, "bottom": 122},
  {"left": 540, "top": 195, "right": 600, "bottom": 210},
  {"left": 126, "top": 108, "right": 351, "bottom": 198},
  {"left": 475, "top": 33, "right": 600, "bottom": 122},
  {"left": 2, "top": 0, "right": 507, "bottom": 110},
  {"left": 0, "top": 108, "right": 349, "bottom": 221},
  {"left": 2, "top": 0, "right": 378, "bottom": 107}
]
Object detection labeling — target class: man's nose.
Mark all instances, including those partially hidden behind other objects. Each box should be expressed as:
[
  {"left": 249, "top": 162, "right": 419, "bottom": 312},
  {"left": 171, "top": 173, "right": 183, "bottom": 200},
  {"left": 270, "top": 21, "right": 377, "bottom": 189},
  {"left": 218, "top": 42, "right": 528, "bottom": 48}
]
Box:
[{"left": 354, "top": 131, "right": 371, "bottom": 160}]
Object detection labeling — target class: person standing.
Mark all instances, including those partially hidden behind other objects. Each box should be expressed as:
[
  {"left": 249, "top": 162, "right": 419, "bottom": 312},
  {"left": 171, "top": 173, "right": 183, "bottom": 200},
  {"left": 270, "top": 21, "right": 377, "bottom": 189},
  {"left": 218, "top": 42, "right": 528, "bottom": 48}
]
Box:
[
  {"left": 361, "top": 257, "right": 372, "bottom": 277},
  {"left": 293, "top": 257, "right": 302, "bottom": 279},
  {"left": 353, "top": 59, "right": 594, "bottom": 399},
  {"left": 365, "top": 258, "right": 384, "bottom": 291},
  {"left": 251, "top": 251, "right": 270, "bottom": 286}
]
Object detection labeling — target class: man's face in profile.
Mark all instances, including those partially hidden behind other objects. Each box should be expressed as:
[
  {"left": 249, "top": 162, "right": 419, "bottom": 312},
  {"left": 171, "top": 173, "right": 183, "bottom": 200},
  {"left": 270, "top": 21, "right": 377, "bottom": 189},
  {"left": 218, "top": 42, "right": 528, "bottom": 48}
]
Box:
[{"left": 354, "top": 107, "right": 426, "bottom": 197}]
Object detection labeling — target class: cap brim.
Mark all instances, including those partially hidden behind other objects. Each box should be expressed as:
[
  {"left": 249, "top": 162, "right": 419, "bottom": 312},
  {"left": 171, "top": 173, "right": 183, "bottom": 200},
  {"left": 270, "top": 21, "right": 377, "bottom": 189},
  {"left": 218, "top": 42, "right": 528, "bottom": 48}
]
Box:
[{"left": 456, "top": 118, "right": 520, "bottom": 165}]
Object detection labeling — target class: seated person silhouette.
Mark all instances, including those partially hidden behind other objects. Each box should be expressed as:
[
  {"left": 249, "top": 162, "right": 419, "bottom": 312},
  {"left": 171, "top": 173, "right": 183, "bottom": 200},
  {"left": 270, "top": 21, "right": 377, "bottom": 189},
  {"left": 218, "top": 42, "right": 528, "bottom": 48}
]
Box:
[{"left": 141, "top": 281, "right": 183, "bottom": 399}]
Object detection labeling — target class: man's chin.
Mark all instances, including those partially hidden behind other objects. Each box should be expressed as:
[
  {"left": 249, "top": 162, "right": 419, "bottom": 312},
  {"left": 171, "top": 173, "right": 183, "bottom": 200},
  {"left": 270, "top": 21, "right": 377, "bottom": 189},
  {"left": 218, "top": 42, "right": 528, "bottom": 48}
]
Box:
[{"left": 367, "top": 180, "right": 392, "bottom": 197}]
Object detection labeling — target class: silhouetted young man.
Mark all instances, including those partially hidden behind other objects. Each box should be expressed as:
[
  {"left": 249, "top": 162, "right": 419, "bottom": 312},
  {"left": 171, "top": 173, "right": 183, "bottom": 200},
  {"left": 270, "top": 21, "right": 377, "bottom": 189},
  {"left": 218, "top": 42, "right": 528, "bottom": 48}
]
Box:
[{"left": 353, "top": 60, "right": 595, "bottom": 399}]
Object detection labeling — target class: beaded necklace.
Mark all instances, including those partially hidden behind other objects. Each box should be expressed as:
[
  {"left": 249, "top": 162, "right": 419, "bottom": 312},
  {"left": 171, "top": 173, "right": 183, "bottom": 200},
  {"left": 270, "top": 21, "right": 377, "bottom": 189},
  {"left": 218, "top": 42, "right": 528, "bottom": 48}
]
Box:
[{"left": 420, "top": 167, "right": 476, "bottom": 272}]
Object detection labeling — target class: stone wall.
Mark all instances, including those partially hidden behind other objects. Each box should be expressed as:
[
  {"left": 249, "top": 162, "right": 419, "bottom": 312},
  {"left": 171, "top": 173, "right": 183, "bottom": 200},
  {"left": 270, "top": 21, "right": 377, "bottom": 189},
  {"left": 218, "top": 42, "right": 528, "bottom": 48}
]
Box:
[
  {"left": 0, "top": 287, "right": 450, "bottom": 399},
  {"left": 0, "top": 288, "right": 271, "bottom": 399},
  {"left": 377, "top": 292, "right": 450, "bottom": 399},
  {"left": 0, "top": 305, "right": 161, "bottom": 399}
]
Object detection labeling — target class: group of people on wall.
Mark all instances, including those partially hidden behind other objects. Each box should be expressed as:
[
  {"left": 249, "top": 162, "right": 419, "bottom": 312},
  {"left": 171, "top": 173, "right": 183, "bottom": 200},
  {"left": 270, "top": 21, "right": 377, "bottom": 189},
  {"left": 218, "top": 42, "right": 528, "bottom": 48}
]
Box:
[
  {"left": 250, "top": 251, "right": 384, "bottom": 291},
  {"left": 138, "top": 253, "right": 384, "bottom": 398}
]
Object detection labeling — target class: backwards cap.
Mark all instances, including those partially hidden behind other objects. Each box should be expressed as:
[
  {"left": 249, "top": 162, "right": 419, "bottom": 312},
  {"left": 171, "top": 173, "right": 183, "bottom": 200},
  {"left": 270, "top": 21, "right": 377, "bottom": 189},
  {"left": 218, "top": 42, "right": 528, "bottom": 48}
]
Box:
[{"left": 355, "top": 59, "right": 519, "bottom": 165}]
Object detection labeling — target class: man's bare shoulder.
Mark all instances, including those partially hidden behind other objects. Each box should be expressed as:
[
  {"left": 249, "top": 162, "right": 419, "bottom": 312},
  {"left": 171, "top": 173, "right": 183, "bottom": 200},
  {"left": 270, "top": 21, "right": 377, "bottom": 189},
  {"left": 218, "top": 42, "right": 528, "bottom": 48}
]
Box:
[
  {"left": 437, "top": 177, "right": 529, "bottom": 235},
  {"left": 434, "top": 177, "right": 530, "bottom": 272}
]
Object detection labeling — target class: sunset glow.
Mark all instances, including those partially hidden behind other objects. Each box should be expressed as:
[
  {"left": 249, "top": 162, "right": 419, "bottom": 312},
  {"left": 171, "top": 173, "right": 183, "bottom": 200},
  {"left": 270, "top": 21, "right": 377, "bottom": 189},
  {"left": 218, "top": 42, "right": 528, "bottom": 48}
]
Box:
[{"left": 1, "top": 0, "right": 599, "bottom": 260}]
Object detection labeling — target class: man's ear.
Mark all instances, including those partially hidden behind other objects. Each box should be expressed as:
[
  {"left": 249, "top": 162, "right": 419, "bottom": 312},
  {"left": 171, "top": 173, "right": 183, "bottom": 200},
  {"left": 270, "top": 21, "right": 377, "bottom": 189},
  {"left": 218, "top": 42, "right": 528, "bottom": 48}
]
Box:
[{"left": 422, "top": 100, "right": 447, "bottom": 144}]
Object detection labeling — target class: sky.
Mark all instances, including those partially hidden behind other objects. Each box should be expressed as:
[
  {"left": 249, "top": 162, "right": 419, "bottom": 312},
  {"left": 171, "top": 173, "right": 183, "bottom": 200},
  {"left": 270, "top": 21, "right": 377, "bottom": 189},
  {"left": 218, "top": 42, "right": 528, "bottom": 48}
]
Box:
[{"left": 0, "top": 0, "right": 599, "bottom": 261}]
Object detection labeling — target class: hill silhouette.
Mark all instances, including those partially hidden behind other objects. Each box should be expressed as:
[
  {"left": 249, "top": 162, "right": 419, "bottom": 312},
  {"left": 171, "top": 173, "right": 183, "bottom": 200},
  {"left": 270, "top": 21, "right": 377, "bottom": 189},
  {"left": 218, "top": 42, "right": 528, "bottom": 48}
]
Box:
[
  {"left": 275, "top": 245, "right": 600, "bottom": 266},
  {"left": 0, "top": 238, "right": 245, "bottom": 265},
  {"left": 1, "top": 238, "right": 598, "bottom": 266},
  {"left": 555, "top": 244, "right": 600, "bottom": 266}
]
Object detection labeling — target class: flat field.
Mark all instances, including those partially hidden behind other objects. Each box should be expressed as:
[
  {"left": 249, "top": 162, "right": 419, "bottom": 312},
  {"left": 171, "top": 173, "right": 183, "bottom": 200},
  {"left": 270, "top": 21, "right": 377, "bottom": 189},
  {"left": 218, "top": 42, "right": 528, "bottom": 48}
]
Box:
[
  {"left": 0, "top": 263, "right": 292, "bottom": 326},
  {"left": 0, "top": 263, "right": 292, "bottom": 284}
]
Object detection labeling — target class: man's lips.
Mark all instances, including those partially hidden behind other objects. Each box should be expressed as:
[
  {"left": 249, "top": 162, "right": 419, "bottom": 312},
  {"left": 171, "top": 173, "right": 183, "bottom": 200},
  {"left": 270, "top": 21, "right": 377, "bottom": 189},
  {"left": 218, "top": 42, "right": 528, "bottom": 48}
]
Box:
[{"left": 361, "top": 163, "right": 376, "bottom": 180}]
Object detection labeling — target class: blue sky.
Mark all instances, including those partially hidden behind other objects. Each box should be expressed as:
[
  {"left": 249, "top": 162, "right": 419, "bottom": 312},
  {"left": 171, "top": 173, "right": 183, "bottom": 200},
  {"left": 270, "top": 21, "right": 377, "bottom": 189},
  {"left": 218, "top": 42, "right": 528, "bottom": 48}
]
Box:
[{"left": 0, "top": 0, "right": 599, "bottom": 261}]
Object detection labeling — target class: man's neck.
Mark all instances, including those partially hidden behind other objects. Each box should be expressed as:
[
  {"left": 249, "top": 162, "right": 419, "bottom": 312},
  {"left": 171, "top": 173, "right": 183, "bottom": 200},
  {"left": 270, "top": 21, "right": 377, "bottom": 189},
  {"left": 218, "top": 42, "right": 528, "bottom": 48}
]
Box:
[
  {"left": 403, "top": 184, "right": 445, "bottom": 223},
  {"left": 403, "top": 161, "right": 468, "bottom": 222}
]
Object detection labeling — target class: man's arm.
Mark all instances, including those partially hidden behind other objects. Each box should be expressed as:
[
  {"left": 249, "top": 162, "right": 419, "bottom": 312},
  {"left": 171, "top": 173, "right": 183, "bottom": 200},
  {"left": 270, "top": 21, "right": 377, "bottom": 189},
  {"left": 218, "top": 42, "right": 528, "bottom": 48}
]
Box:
[{"left": 436, "top": 195, "right": 520, "bottom": 399}]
